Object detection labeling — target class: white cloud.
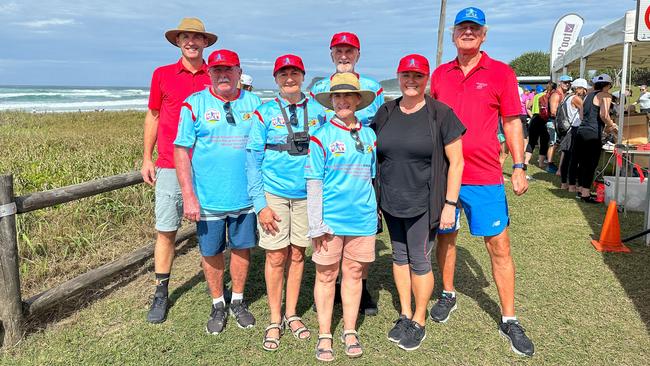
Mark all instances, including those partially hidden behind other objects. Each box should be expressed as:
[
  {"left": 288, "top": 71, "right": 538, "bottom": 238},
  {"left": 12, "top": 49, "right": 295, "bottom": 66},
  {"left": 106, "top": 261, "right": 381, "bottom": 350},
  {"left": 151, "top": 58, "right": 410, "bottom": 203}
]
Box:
[
  {"left": 14, "top": 18, "right": 77, "bottom": 28},
  {"left": 0, "top": 2, "right": 19, "bottom": 13}
]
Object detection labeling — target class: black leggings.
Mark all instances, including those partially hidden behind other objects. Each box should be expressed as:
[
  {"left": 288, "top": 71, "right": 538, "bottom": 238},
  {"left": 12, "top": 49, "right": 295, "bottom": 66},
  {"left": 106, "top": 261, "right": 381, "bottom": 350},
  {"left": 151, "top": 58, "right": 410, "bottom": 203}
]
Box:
[
  {"left": 526, "top": 115, "right": 549, "bottom": 156},
  {"left": 383, "top": 210, "right": 435, "bottom": 275},
  {"left": 572, "top": 132, "right": 602, "bottom": 190},
  {"left": 561, "top": 128, "right": 578, "bottom": 184}
]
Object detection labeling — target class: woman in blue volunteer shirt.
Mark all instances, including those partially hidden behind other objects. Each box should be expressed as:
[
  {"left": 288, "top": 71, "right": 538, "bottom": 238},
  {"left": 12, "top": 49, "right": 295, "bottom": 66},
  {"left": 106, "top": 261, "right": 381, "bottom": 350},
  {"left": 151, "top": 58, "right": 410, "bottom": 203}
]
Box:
[
  {"left": 246, "top": 54, "right": 326, "bottom": 351},
  {"left": 306, "top": 72, "right": 377, "bottom": 361}
]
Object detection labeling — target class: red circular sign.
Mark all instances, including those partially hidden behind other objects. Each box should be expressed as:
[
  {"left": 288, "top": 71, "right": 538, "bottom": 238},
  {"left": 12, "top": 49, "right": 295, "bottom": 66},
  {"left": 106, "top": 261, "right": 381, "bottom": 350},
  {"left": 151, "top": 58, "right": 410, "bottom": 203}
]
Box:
[{"left": 646, "top": 6, "right": 650, "bottom": 30}]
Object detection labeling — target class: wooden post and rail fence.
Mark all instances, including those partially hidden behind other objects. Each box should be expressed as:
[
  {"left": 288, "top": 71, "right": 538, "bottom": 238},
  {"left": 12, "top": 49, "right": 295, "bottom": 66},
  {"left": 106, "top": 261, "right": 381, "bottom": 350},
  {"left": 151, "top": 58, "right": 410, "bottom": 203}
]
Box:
[{"left": 0, "top": 172, "right": 196, "bottom": 349}]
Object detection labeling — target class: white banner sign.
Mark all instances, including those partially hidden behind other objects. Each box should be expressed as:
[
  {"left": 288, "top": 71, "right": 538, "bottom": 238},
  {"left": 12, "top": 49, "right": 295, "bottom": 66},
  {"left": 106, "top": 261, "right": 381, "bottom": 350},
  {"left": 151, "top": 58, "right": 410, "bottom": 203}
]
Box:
[
  {"left": 636, "top": 0, "right": 650, "bottom": 41},
  {"left": 550, "top": 13, "right": 584, "bottom": 73}
]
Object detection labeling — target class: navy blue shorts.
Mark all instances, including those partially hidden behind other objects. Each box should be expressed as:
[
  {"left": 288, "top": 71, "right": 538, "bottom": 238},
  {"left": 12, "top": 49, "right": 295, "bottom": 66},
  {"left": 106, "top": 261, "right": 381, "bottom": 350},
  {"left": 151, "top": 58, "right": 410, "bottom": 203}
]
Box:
[
  {"left": 438, "top": 184, "right": 509, "bottom": 237},
  {"left": 197, "top": 211, "right": 257, "bottom": 256}
]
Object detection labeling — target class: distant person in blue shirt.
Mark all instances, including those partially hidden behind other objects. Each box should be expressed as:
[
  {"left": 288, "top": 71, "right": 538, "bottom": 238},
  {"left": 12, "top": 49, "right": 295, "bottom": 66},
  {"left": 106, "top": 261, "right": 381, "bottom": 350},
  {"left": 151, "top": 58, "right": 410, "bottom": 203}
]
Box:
[
  {"left": 310, "top": 31, "right": 383, "bottom": 316},
  {"left": 307, "top": 73, "right": 377, "bottom": 361},
  {"left": 174, "top": 49, "right": 262, "bottom": 336},
  {"left": 246, "top": 54, "right": 326, "bottom": 351}
]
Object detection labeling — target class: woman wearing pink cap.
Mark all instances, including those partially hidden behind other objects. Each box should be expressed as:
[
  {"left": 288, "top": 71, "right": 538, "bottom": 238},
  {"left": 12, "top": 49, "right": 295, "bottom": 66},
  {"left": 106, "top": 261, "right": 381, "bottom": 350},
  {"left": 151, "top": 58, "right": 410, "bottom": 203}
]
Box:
[{"left": 373, "top": 54, "right": 465, "bottom": 351}]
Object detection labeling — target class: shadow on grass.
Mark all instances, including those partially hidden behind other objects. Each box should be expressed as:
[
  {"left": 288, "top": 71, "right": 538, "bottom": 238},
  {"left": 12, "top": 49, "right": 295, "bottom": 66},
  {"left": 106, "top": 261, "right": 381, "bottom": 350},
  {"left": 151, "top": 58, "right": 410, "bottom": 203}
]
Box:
[{"left": 453, "top": 246, "right": 501, "bottom": 324}]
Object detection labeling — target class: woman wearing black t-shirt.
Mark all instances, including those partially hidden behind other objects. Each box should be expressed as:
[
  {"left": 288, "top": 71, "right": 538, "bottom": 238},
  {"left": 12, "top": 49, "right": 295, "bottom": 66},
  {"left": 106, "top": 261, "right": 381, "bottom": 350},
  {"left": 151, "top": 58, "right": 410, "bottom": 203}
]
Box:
[{"left": 373, "top": 54, "right": 465, "bottom": 351}]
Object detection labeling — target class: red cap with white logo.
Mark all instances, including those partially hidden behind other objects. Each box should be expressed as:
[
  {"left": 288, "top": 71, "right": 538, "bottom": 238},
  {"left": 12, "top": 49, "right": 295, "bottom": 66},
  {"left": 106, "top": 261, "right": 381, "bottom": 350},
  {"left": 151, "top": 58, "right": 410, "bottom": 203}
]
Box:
[
  {"left": 397, "top": 54, "right": 430, "bottom": 75},
  {"left": 207, "top": 49, "right": 240, "bottom": 68},
  {"left": 330, "top": 32, "right": 360, "bottom": 49},
  {"left": 273, "top": 54, "right": 305, "bottom": 75}
]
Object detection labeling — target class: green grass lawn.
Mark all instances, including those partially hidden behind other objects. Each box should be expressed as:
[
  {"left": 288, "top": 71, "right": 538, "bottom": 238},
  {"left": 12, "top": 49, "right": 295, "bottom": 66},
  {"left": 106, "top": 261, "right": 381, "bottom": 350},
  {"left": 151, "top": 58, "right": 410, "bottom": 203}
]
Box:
[{"left": 1, "top": 111, "right": 649, "bottom": 364}]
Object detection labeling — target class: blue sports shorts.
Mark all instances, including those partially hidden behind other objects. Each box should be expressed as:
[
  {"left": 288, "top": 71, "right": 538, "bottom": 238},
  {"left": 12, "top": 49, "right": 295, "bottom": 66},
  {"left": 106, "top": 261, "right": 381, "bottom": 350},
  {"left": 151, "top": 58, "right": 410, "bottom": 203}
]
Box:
[
  {"left": 437, "top": 184, "right": 509, "bottom": 237},
  {"left": 196, "top": 210, "right": 257, "bottom": 256}
]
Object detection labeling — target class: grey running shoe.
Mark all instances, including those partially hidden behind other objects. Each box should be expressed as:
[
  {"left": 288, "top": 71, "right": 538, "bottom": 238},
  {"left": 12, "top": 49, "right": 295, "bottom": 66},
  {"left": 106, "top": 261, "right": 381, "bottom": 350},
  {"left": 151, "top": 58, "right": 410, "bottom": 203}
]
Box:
[
  {"left": 387, "top": 315, "right": 412, "bottom": 343},
  {"left": 398, "top": 321, "right": 426, "bottom": 351},
  {"left": 146, "top": 294, "right": 168, "bottom": 324},
  {"left": 206, "top": 302, "right": 227, "bottom": 335},
  {"left": 429, "top": 293, "right": 457, "bottom": 323},
  {"left": 499, "top": 320, "right": 535, "bottom": 357},
  {"left": 230, "top": 299, "right": 256, "bottom": 329}
]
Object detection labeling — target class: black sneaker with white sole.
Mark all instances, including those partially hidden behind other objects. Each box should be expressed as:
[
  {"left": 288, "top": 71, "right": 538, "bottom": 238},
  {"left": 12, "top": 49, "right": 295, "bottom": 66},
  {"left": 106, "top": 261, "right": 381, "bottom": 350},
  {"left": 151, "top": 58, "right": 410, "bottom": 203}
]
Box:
[
  {"left": 499, "top": 320, "right": 534, "bottom": 357},
  {"left": 206, "top": 302, "right": 227, "bottom": 335},
  {"left": 146, "top": 294, "right": 169, "bottom": 324},
  {"left": 398, "top": 321, "right": 426, "bottom": 351},
  {"left": 387, "top": 315, "right": 412, "bottom": 343},
  {"left": 429, "top": 293, "right": 457, "bottom": 323},
  {"left": 230, "top": 299, "right": 256, "bottom": 328}
]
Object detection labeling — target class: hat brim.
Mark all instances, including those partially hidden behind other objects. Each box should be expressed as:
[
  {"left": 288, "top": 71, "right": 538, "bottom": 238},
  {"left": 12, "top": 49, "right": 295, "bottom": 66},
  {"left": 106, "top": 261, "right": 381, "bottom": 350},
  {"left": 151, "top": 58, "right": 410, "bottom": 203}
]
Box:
[
  {"left": 314, "top": 89, "right": 376, "bottom": 111},
  {"left": 454, "top": 19, "right": 485, "bottom": 26},
  {"left": 165, "top": 30, "right": 218, "bottom": 47}
]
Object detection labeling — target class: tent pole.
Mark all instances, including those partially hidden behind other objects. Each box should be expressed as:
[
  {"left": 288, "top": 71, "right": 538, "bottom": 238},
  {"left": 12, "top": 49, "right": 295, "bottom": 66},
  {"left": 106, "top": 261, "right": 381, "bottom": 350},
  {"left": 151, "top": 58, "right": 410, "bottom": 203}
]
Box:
[
  {"left": 613, "top": 42, "right": 630, "bottom": 209},
  {"left": 579, "top": 37, "right": 586, "bottom": 78}
]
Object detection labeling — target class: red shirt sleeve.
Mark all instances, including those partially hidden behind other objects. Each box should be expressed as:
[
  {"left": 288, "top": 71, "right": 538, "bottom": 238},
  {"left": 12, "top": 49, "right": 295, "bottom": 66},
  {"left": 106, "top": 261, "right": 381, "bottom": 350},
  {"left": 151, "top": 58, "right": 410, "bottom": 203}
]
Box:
[
  {"left": 148, "top": 68, "right": 162, "bottom": 111},
  {"left": 499, "top": 66, "right": 521, "bottom": 118},
  {"left": 430, "top": 70, "right": 438, "bottom": 98}
]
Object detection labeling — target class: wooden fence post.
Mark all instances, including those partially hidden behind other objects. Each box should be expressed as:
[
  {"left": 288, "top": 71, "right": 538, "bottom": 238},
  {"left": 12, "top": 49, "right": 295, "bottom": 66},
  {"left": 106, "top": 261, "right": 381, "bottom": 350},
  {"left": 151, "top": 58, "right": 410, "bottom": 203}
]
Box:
[{"left": 0, "top": 174, "right": 24, "bottom": 348}]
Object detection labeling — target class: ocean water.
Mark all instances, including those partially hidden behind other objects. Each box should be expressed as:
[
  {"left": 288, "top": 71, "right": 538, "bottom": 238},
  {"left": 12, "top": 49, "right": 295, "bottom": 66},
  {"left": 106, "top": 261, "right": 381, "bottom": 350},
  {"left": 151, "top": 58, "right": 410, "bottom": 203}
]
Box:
[{"left": 0, "top": 85, "right": 400, "bottom": 113}]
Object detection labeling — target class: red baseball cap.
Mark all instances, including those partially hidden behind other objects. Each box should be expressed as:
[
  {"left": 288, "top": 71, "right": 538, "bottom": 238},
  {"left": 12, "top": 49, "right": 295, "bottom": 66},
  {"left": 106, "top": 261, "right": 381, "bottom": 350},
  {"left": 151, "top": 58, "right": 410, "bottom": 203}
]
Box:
[
  {"left": 397, "top": 54, "right": 430, "bottom": 75},
  {"left": 273, "top": 54, "right": 305, "bottom": 75},
  {"left": 207, "top": 49, "right": 240, "bottom": 69},
  {"left": 330, "top": 32, "right": 360, "bottom": 49}
]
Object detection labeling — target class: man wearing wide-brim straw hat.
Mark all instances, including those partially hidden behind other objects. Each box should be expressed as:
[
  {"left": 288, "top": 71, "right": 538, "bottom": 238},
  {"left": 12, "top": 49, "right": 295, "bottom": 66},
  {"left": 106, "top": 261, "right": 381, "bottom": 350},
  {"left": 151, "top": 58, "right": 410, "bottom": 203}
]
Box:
[
  {"left": 141, "top": 17, "right": 215, "bottom": 324},
  {"left": 307, "top": 72, "right": 378, "bottom": 361}
]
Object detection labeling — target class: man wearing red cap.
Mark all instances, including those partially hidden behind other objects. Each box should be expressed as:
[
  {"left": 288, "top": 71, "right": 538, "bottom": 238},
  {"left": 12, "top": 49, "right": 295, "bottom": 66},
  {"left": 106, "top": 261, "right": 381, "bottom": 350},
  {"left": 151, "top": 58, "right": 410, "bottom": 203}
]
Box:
[
  {"left": 310, "top": 31, "right": 384, "bottom": 316},
  {"left": 430, "top": 7, "right": 535, "bottom": 357},
  {"left": 174, "top": 49, "right": 262, "bottom": 335},
  {"left": 142, "top": 17, "right": 216, "bottom": 324}
]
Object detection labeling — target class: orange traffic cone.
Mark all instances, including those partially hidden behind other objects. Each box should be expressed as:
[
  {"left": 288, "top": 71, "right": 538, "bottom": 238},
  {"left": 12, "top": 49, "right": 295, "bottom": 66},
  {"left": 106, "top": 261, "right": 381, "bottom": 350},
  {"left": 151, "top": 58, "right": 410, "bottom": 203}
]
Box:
[{"left": 591, "top": 200, "right": 631, "bottom": 253}]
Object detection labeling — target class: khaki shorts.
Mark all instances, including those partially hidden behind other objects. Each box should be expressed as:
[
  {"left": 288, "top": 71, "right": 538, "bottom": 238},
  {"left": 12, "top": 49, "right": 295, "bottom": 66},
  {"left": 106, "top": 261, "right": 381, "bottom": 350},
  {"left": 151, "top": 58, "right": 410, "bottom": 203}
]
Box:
[
  {"left": 311, "top": 235, "right": 376, "bottom": 266},
  {"left": 258, "top": 192, "right": 309, "bottom": 250}
]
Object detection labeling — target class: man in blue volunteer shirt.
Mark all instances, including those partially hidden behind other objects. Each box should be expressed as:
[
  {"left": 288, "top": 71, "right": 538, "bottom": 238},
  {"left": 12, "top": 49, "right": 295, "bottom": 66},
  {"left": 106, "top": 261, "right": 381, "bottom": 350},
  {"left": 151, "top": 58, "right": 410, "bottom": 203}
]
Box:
[
  {"left": 310, "top": 31, "right": 383, "bottom": 315},
  {"left": 174, "top": 49, "right": 262, "bottom": 335},
  {"left": 246, "top": 54, "right": 326, "bottom": 350}
]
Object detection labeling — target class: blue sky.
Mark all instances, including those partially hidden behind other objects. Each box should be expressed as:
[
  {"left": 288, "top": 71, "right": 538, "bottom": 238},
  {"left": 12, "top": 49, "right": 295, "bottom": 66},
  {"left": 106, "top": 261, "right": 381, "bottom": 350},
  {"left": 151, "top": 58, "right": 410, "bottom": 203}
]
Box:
[{"left": 0, "top": 0, "right": 636, "bottom": 88}]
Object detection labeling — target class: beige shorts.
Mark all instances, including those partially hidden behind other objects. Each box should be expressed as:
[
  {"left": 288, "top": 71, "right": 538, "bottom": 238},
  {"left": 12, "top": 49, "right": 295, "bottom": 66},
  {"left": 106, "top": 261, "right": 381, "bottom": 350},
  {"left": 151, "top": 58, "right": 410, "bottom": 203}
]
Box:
[
  {"left": 258, "top": 192, "right": 309, "bottom": 250},
  {"left": 311, "top": 235, "right": 376, "bottom": 266}
]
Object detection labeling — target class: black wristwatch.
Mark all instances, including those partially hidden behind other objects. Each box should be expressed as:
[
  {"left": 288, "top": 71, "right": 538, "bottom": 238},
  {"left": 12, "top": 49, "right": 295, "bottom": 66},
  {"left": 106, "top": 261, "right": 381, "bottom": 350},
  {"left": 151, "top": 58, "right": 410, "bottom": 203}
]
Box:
[
  {"left": 512, "top": 163, "right": 527, "bottom": 171},
  {"left": 444, "top": 199, "right": 458, "bottom": 207}
]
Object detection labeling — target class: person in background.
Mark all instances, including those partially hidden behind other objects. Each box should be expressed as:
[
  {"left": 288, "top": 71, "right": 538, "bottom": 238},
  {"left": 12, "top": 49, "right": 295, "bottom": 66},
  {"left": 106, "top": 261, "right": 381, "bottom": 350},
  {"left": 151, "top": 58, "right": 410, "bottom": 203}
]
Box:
[
  {"left": 246, "top": 54, "right": 326, "bottom": 351},
  {"left": 241, "top": 74, "right": 254, "bottom": 91},
  {"left": 142, "top": 17, "right": 216, "bottom": 324},
  {"left": 430, "top": 6, "right": 534, "bottom": 357},
  {"left": 634, "top": 84, "right": 650, "bottom": 113},
  {"left": 526, "top": 83, "right": 554, "bottom": 168},
  {"left": 374, "top": 54, "right": 465, "bottom": 351},
  {"left": 547, "top": 75, "right": 572, "bottom": 174},
  {"left": 174, "top": 49, "right": 262, "bottom": 334},
  {"left": 559, "top": 78, "right": 589, "bottom": 190}
]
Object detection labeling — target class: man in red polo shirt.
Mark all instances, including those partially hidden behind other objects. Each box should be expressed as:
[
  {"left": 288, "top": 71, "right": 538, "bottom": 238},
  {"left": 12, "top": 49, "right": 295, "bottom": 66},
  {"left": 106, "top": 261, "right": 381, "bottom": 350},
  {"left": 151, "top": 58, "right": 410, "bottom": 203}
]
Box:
[
  {"left": 430, "top": 7, "right": 534, "bottom": 357},
  {"left": 141, "top": 17, "right": 216, "bottom": 324}
]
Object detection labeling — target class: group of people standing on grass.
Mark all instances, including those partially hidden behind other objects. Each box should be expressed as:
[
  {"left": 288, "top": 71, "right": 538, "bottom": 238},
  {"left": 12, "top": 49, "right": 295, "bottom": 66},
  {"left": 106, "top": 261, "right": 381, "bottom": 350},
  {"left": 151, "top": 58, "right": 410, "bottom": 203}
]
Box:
[
  {"left": 523, "top": 74, "right": 620, "bottom": 202},
  {"left": 140, "top": 6, "right": 536, "bottom": 361}
]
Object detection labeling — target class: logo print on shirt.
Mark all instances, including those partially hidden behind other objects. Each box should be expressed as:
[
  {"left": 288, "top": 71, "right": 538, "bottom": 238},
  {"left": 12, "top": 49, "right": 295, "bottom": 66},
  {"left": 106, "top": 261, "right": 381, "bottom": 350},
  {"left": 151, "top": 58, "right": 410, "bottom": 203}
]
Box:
[
  {"left": 476, "top": 82, "right": 488, "bottom": 90},
  {"left": 329, "top": 141, "right": 346, "bottom": 156},
  {"left": 308, "top": 119, "right": 318, "bottom": 127},
  {"left": 204, "top": 109, "right": 221, "bottom": 123},
  {"left": 271, "top": 116, "right": 286, "bottom": 128},
  {"left": 465, "top": 8, "right": 478, "bottom": 19},
  {"left": 242, "top": 113, "right": 252, "bottom": 121}
]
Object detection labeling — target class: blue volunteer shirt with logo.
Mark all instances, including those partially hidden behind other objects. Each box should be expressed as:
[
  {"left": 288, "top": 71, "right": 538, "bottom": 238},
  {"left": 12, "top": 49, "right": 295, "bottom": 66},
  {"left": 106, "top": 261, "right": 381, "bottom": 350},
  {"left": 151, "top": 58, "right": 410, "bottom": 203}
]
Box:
[
  {"left": 174, "top": 88, "right": 262, "bottom": 212},
  {"left": 310, "top": 74, "right": 384, "bottom": 126},
  {"left": 247, "top": 95, "right": 326, "bottom": 205},
  {"left": 305, "top": 118, "right": 377, "bottom": 236}
]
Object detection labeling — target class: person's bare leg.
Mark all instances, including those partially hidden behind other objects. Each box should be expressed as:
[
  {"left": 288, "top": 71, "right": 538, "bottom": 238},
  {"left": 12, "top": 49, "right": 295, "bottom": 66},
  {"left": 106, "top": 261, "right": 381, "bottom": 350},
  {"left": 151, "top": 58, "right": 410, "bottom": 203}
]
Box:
[
  {"left": 203, "top": 254, "right": 225, "bottom": 298},
  {"left": 154, "top": 230, "right": 177, "bottom": 274},
  {"left": 411, "top": 270, "right": 434, "bottom": 326},
  {"left": 314, "top": 262, "right": 339, "bottom": 361},
  {"left": 436, "top": 231, "right": 458, "bottom": 292},
  {"left": 341, "top": 258, "right": 364, "bottom": 356},
  {"left": 264, "top": 248, "right": 288, "bottom": 348},
  {"left": 484, "top": 229, "right": 515, "bottom": 317},
  {"left": 285, "top": 245, "right": 309, "bottom": 338},
  {"left": 230, "top": 248, "right": 250, "bottom": 294},
  {"left": 392, "top": 263, "right": 412, "bottom": 318}
]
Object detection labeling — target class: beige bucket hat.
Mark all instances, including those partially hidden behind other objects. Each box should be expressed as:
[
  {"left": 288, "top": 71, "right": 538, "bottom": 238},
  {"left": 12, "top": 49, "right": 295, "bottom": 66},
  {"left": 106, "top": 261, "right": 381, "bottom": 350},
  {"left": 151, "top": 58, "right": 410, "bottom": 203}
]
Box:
[
  {"left": 165, "top": 17, "right": 217, "bottom": 47},
  {"left": 314, "top": 73, "right": 376, "bottom": 111}
]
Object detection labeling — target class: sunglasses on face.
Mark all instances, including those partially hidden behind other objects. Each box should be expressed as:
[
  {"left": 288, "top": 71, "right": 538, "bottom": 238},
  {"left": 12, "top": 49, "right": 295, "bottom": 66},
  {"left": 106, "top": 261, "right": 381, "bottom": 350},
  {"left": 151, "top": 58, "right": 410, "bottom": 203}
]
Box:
[
  {"left": 223, "top": 102, "right": 236, "bottom": 125},
  {"left": 288, "top": 104, "right": 299, "bottom": 126},
  {"left": 350, "top": 128, "right": 365, "bottom": 152}
]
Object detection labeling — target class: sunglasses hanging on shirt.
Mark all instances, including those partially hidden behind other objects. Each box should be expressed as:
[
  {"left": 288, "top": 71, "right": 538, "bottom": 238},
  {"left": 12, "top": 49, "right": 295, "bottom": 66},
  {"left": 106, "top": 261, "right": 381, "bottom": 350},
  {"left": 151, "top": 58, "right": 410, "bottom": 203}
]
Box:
[
  {"left": 223, "top": 101, "right": 236, "bottom": 125},
  {"left": 288, "top": 104, "right": 299, "bottom": 126},
  {"left": 350, "top": 128, "right": 365, "bottom": 152}
]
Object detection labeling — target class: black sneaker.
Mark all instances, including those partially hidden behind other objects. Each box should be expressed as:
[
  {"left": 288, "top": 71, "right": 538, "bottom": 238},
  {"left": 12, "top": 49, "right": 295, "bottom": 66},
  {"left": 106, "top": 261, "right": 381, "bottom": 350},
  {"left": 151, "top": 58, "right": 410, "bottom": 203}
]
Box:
[
  {"left": 499, "top": 320, "right": 535, "bottom": 357},
  {"left": 230, "top": 299, "right": 256, "bottom": 328},
  {"left": 359, "top": 286, "right": 378, "bottom": 316},
  {"left": 387, "top": 315, "right": 412, "bottom": 343},
  {"left": 146, "top": 294, "right": 169, "bottom": 324},
  {"left": 398, "top": 321, "right": 426, "bottom": 351},
  {"left": 206, "top": 302, "right": 227, "bottom": 335},
  {"left": 429, "top": 293, "right": 457, "bottom": 323}
]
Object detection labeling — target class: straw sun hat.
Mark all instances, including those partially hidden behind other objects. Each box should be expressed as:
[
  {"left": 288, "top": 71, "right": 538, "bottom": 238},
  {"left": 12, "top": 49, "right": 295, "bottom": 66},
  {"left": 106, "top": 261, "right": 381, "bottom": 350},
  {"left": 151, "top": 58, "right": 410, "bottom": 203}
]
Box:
[
  {"left": 165, "top": 17, "right": 218, "bottom": 47},
  {"left": 314, "top": 73, "right": 376, "bottom": 111}
]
